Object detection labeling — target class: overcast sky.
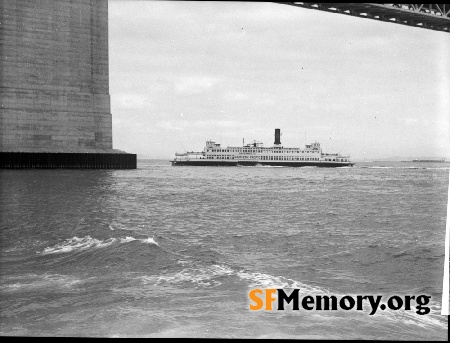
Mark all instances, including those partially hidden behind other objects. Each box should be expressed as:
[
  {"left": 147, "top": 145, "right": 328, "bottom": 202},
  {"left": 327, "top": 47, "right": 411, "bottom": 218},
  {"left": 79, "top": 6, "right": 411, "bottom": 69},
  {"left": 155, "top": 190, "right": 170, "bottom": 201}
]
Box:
[{"left": 108, "top": 1, "right": 450, "bottom": 160}]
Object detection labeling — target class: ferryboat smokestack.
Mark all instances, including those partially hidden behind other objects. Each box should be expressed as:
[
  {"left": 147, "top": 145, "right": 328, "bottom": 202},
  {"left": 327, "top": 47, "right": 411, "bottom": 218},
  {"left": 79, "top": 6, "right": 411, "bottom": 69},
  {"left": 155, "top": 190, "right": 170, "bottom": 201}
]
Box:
[{"left": 274, "top": 128, "right": 281, "bottom": 145}]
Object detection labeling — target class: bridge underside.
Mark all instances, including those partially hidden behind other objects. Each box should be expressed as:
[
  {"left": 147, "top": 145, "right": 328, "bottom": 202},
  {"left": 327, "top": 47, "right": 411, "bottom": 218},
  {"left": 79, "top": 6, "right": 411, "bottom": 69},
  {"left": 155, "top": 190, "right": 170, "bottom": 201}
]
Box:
[{"left": 281, "top": 3, "right": 450, "bottom": 33}]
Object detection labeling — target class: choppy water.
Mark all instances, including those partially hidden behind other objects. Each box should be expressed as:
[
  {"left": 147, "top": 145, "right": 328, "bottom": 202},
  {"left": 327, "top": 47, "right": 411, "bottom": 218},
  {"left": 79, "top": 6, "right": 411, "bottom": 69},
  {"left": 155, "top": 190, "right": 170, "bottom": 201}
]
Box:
[{"left": 0, "top": 160, "right": 448, "bottom": 339}]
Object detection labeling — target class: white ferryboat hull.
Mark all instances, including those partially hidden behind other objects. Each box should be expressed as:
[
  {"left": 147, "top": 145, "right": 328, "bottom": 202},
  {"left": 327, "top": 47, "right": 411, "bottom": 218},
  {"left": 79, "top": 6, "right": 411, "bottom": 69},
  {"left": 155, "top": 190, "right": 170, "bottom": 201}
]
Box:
[{"left": 170, "top": 160, "right": 354, "bottom": 167}]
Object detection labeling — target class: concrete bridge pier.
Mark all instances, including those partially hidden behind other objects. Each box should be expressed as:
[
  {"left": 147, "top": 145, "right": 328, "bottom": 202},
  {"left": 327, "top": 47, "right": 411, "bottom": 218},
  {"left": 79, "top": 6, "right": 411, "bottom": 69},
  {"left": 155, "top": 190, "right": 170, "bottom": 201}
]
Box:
[{"left": 0, "top": 0, "right": 136, "bottom": 168}]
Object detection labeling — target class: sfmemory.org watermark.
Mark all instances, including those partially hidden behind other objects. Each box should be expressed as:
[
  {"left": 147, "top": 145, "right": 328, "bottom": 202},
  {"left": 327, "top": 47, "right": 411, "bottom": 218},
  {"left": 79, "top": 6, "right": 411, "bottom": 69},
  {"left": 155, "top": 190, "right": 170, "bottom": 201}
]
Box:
[{"left": 249, "top": 289, "right": 431, "bottom": 315}]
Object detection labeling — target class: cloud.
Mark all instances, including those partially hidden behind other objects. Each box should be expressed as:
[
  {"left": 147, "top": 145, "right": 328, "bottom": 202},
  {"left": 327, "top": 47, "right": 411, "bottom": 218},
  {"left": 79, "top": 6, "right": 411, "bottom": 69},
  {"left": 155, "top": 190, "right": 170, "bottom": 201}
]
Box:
[
  {"left": 155, "top": 119, "right": 245, "bottom": 132},
  {"left": 156, "top": 121, "right": 184, "bottom": 131},
  {"left": 113, "top": 94, "right": 148, "bottom": 109},
  {"left": 223, "top": 91, "right": 249, "bottom": 101},
  {"left": 174, "top": 75, "right": 221, "bottom": 94}
]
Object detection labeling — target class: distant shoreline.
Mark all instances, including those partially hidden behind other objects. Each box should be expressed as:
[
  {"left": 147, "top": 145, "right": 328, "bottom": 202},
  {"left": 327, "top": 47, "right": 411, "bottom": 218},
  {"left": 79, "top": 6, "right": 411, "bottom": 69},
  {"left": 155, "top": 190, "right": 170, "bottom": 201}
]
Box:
[{"left": 401, "top": 160, "right": 448, "bottom": 163}]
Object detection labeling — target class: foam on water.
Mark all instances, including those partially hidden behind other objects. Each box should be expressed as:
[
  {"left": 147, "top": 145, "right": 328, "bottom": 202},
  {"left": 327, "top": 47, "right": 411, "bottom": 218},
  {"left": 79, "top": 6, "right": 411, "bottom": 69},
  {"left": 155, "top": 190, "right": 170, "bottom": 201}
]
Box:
[
  {"left": 255, "top": 165, "right": 285, "bottom": 168},
  {"left": 41, "top": 236, "right": 115, "bottom": 254},
  {"left": 140, "top": 237, "right": 159, "bottom": 246},
  {"left": 235, "top": 269, "right": 328, "bottom": 294},
  {"left": 119, "top": 236, "right": 135, "bottom": 243},
  {"left": 41, "top": 235, "right": 159, "bottom": 254},
  {"left": 139, "top": 261, "right": 446, "bottom": 330},
  {"left": 1, "top": 273, "right": 83, "bottom": 292},
  {"left": 140, "top": 263, "right": 235, "bottom": 288}
]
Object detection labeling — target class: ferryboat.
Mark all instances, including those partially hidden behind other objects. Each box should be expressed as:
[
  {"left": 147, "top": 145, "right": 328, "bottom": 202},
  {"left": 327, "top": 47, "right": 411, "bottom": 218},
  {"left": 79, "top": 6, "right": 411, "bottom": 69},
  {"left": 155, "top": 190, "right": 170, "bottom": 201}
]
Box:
[{"left": 171, "top": 129, "right": 353, "bottom": 167}]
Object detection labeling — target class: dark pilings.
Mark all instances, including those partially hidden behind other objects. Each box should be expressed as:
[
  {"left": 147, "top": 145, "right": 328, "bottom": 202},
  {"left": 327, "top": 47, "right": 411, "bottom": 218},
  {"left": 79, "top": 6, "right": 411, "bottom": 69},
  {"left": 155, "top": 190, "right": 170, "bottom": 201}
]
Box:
[{"left": 0, "top": 153, "right": 137, "bottom": 169}]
